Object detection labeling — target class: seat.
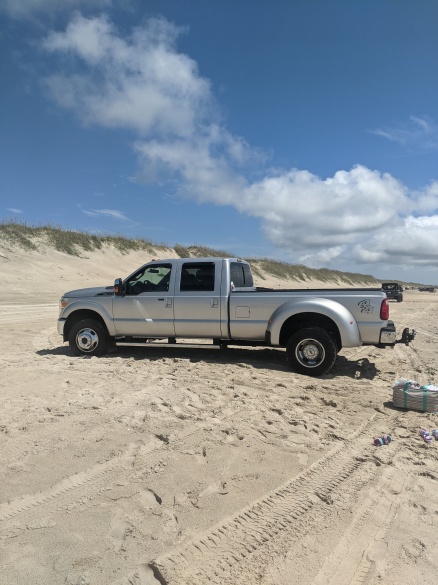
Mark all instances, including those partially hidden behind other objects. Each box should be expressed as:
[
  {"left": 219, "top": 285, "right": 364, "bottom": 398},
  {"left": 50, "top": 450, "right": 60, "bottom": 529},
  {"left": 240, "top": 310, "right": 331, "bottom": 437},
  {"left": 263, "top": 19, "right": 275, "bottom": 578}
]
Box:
[
  {"left": 181, "top": 269, "right": 199, "bottom": 290},
  {"left": 195, "top": 269, "right": 214, "bottom": 290}
]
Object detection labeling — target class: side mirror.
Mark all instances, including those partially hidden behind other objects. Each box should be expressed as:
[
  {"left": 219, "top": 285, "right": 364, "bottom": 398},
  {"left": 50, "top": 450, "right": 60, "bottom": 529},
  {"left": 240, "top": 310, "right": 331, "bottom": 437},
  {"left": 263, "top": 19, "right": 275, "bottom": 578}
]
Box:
[{"left": 114, "top": 278, "right": 125, "bottom": 297}]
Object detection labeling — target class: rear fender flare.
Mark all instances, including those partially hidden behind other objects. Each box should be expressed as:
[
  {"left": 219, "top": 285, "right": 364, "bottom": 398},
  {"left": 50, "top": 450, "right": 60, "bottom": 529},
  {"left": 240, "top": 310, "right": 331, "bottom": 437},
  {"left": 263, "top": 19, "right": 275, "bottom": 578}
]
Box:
[{"left": 267, "top": 298, "right": 361, "bottom": 348}]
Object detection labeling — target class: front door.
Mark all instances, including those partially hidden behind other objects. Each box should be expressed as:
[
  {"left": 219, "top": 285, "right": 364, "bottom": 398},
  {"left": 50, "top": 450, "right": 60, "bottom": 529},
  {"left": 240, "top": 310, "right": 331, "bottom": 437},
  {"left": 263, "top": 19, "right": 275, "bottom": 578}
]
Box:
[{"left": 113, "top": 263, "right": 175, "bottom": 337}]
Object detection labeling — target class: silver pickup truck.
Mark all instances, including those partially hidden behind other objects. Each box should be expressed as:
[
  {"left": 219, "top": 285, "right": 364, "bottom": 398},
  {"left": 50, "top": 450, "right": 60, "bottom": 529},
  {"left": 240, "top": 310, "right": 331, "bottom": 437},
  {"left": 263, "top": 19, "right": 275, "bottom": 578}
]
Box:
[{"left": 57, "top": 257, "right": 415, "bottom": 376}]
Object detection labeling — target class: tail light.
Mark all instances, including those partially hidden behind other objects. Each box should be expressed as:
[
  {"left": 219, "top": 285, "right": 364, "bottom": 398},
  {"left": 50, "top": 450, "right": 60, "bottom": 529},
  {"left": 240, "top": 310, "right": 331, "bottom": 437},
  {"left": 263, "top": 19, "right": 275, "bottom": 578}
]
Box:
[{"left": 380, "top": 298, "right": 389, "bottom": 320}]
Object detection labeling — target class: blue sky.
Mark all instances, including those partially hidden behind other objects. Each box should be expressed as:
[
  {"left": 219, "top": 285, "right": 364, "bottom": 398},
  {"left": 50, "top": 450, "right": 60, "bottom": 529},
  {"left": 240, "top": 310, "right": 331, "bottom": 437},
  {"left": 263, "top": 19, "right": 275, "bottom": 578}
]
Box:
[{"left": 1, "top": 0, "right": 438, "bottom": 283}]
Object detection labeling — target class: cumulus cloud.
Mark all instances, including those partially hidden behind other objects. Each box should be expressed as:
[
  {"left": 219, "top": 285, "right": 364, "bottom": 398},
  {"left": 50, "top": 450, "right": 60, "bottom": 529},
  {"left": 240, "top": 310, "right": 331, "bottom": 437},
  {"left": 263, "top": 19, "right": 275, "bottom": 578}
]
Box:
[
  {"left": 43, "top": 14, "right": 212, "bottom": 137},
  {"left": 238, "top": 165, "right": 408, "bottom": 247},
  {"left": 411, "top": 181, "right": 438, "bottom": 214},
  {"left": 353, "top": 214, "right": 438, "bottom": 267},
  {"left": 42, "top": 14, "right": 438, "bottom": 274}
]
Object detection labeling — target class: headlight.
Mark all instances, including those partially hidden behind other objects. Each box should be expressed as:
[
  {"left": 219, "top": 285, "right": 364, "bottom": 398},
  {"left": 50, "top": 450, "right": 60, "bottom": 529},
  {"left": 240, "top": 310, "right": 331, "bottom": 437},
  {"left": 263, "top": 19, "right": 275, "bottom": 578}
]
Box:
[{"left": 59, "top": 297, "right": 69, "bottom": 310}]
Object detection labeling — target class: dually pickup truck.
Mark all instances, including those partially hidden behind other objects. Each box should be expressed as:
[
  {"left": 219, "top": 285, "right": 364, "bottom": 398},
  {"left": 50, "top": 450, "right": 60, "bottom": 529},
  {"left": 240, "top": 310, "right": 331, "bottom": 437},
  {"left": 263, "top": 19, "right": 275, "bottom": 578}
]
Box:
[{"left": 58, "top": 257, "right": 415, "bottom": 376}]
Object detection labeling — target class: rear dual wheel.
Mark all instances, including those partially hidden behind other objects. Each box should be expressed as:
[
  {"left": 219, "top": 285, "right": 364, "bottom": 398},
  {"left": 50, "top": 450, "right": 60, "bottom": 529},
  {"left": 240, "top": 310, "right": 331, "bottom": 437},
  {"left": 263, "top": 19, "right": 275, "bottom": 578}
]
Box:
[{"left": 286, "top": 327, "right": 337, "bottom": 377}]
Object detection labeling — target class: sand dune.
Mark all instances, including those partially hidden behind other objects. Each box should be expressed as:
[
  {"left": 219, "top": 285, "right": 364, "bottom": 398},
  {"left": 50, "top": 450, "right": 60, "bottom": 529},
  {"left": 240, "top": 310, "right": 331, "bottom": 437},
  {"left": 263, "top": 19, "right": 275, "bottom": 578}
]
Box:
[{"left": 1, "top": 242, "right": 437, "bottom": 585}]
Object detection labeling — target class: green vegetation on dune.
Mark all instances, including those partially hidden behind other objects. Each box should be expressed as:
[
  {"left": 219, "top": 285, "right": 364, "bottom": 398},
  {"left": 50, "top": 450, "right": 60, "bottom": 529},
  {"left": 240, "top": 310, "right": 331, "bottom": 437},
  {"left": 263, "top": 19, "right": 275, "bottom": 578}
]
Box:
[
  {"left": 174, "top": 243, "right": 234, "bottom": 259},
  {"left": 0, "top": 220, "right": 391, "bottom": 285},
  {"left": 246, "top": 258, "right": 378, "bottom": 286},
  {"left": 0, "top": 221, "right": 159, "bottom": 256}
]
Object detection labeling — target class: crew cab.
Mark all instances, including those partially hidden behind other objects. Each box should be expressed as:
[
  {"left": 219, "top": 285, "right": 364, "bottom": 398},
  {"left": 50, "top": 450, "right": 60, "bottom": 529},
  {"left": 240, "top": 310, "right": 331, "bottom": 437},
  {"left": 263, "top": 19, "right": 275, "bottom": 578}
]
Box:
[{"left": 58, "top": 257, "right": 415, "bottom": 376}]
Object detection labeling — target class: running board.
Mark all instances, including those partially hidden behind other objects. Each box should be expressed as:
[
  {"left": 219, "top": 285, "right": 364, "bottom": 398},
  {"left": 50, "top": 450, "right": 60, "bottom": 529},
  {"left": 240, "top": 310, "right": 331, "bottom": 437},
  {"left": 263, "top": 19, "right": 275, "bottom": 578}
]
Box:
[{"left": 115, "top": 341, "right": 222, "bottom": 349}]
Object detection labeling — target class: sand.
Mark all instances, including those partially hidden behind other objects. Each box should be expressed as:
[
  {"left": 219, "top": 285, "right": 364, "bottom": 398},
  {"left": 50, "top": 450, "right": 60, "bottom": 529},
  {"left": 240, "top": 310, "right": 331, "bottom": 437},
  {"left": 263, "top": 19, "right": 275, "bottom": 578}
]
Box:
[{"left": 1, "top": 243, "right": 437, "bottom": 585}]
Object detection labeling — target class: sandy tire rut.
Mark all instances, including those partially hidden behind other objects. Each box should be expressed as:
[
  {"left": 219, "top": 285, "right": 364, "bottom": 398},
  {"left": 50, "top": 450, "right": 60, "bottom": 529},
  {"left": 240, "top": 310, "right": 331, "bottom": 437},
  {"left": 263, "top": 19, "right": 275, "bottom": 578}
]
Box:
[
  {"left": 0, "top": 426, "right": 202, "bottom": 540},
  {"left": 150, "top": 411, "right": 408, "bottom": 585}
]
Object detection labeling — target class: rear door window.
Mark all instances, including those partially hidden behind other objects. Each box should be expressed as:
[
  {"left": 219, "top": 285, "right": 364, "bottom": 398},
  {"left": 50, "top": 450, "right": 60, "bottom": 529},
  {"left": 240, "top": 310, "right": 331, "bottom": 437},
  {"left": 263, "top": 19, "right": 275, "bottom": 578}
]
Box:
[{"left": 180, "top": 262, "right": 215, "bottom": 292}]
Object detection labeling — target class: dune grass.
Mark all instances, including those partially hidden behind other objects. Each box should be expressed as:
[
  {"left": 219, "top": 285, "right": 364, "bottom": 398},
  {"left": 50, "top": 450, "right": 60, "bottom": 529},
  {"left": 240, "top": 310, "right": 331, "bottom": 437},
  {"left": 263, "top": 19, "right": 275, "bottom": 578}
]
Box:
[
  {"left": 245, "top": 258, "right": 378, "bottom": 285},
  {"left": 0, "top": 220, "right": 398, "bottom": 285},
  {"left": 0, "top": 221, "right": 160, "bottom": 256}
]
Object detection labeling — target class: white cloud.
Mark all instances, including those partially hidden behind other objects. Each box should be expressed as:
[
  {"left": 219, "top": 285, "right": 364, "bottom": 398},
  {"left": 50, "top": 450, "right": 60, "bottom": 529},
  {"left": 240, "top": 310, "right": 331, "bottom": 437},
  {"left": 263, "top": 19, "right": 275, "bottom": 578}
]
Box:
[
  {"left": 410, "top": 181, "right": 438, "bottom": 213},
  {"left": 43, "top": 14, "right": 212, "bottom": 137},
  {"left": 81, "top": 208, "right": 129, "bottom": 221},
  {"left": 239, "top": 165, "right": 408, "bottom": 248},
  {"left": 43, "top": 14, "right": 438, "bottom": 277},
  {"left": 298, "top": 246, "right": 346, "bottom": 268},
  {"left": 353, "top": 215, "right": 438, "bottom": 268},
  {"left": 371, "top": 115, "right": 438, "bottom": 151},
  {"left": 7, "top": 208, "right": 23, "bottom": 214},
  {"left": 1, "top": 0, "right": 111, "bottom": 19}
]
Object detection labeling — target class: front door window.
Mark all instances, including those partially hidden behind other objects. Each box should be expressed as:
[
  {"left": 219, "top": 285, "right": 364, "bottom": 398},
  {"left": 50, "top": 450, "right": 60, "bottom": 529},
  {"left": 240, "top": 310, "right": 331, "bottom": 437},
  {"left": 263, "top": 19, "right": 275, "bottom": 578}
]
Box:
[{"left": 126, "top": 264, "right": 172, "bottom": 295}]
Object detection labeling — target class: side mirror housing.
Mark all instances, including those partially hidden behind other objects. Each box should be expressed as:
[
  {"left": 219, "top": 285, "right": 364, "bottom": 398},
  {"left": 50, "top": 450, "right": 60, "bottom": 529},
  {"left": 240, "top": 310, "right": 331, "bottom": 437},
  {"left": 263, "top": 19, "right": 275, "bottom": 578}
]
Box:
[{"left": 114, "top": 278, "right": 125, "bottom": 297}]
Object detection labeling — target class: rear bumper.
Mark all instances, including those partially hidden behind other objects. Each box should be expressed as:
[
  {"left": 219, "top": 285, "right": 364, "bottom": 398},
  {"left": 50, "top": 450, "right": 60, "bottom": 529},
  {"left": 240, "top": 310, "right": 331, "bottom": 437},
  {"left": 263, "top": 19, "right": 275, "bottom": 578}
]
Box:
[
  {"left": 379, "top": 321, "right": 397, "bottom": 345},
  {"left": 379, "top": 321, "right": 416, "bottom": 346}
]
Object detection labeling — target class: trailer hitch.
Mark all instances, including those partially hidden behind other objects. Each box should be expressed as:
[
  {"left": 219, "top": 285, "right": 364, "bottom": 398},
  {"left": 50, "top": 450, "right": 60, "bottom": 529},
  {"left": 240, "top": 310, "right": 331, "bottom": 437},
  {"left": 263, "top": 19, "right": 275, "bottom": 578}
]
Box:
[{"left": 397, "top": 327, "right": 416, "bottom": 346}]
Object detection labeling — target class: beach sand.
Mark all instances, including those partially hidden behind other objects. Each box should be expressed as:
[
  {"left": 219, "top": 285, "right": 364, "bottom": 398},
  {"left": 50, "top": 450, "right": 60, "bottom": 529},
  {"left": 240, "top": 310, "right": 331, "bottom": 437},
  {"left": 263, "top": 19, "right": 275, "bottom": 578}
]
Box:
[{"left": 1, "top": 242, "right": 437, "bottom": 584}]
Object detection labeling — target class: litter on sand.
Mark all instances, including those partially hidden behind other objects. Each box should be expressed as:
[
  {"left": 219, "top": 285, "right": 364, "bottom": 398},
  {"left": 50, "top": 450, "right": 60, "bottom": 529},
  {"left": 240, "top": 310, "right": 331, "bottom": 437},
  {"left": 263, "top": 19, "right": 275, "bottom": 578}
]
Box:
[
  {"left": 373, "top": 434, "right": 392, "bottom": 446},
  {"left": 419, "top": 429, "right": 433, "bottom": 443}
]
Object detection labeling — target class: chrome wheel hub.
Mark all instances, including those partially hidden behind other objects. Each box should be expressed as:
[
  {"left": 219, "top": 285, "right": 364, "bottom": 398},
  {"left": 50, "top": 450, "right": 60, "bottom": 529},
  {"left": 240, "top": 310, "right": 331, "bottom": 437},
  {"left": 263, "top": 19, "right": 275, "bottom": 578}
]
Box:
[
  {"left": 76, "top": 328, "right": 99, "bottom": 352},
  {"left": 296, "top": 338, "right": 325, "bottom": 368}
]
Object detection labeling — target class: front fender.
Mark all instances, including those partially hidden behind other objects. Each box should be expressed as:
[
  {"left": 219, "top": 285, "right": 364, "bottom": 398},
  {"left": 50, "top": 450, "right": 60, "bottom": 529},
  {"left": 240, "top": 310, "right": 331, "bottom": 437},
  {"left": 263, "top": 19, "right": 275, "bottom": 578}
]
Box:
[
  {"left": 60, "top": 299, "right": 117, "bottom": 336},
  {"left": 267, "top": 297, "right": 361, "bottom": 347}
]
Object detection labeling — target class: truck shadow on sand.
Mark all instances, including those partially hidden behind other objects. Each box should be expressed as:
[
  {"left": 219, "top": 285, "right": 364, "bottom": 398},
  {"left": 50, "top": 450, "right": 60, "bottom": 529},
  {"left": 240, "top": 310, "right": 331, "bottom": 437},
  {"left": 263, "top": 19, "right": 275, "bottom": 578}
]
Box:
[{"left": 37, "top": 346, "right": 378, "bottom": 379}]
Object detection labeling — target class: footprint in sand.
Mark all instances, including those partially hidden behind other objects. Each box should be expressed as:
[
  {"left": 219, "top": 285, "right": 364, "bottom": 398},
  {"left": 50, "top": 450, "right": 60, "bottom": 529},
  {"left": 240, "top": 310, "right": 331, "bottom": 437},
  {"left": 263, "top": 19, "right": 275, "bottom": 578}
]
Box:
[
  {"left": 139, "top": 487, "right": 162, "bottom": 509},
  {"left": 161, "top": 509, "right": 178, "bottom": 535},
  {"left": 199, "top": 481, "right": 229, "bottom": 498},
  {"left": 108, "top": 509, "right": 131, "bottom": 552},
  {"left": 138, "top": 563, "right": 162, "bottom": 585}
]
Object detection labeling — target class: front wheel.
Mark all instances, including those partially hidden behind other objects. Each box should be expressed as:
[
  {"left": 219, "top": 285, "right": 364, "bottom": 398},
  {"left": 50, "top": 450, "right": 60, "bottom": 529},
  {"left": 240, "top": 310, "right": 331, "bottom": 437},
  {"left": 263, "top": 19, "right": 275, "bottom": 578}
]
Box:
[
  {"left": 286, "top": 327, "right": 337, "bottom": 377},
  {"left": 68, "top": 318, "right": 109, "bottom": 357}
]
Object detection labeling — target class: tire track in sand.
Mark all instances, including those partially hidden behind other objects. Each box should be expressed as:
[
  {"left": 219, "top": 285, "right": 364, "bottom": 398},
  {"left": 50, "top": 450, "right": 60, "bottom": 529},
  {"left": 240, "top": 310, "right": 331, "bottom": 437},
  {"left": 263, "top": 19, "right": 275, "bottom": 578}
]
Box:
[
  {"left": 0, "top": 425, "right": 203, "bottom": 540},
  {"left": 0, "top": 303, "right": 58, "bottom": 324},
  {"left": 150, "top": 413, "right": 404, "bottom": 585},
  {"left": 310, "top": 465, "right": 409, "bottom": 585}
]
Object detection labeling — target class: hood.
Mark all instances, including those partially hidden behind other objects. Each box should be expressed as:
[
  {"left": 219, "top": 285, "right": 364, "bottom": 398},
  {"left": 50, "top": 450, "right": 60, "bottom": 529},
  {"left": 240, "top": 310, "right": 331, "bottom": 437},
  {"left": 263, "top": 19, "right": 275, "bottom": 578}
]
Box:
[{"left": 62, "top": 286, "right": 114, "bottom": 298}]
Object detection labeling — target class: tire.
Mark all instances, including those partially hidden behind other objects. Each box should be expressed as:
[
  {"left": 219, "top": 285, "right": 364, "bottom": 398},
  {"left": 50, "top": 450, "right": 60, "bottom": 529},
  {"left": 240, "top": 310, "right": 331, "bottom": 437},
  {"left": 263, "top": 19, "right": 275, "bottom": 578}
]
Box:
[
  {"left": 68, "top": 318, "right": 109, "bottom": 357},
  {"left": 286, "top": 327, "right": 337, "bottom": 377}
]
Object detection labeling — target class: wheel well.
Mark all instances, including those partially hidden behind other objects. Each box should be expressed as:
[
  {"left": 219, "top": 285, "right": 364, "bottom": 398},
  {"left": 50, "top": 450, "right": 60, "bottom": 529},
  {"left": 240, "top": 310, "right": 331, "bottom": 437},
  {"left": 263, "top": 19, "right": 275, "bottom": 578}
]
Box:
[
  {"left": 279, "top": 312, "right": 341, "bottom": 351},
  {"left": 63, "top": 310, "right": 109, "bottom": 342}
]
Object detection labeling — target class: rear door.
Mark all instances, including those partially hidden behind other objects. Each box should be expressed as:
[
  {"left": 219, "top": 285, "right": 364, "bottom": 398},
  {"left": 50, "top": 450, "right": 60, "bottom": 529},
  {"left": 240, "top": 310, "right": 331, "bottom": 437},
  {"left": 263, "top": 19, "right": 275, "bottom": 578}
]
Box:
[{"left": 173, "top": 261, "right": 222, "bottom": 337}]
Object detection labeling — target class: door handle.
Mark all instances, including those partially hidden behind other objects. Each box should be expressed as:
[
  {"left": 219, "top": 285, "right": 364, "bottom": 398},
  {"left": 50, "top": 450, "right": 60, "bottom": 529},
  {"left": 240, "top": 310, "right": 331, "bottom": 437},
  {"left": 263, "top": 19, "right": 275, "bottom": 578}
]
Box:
[
  {"left": 211, "top": 298, "right": 218, "bottom": 308},
  {"left": 158, "top": 298, "right": 172, "bottom": 307}
]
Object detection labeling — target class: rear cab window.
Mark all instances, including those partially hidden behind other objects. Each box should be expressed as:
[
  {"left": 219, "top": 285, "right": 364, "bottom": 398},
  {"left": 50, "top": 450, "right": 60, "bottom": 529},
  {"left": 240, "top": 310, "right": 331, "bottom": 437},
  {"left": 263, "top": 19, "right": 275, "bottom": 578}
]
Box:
[{"left": 230, "top": 261, "right": 254, "bottom": 290}]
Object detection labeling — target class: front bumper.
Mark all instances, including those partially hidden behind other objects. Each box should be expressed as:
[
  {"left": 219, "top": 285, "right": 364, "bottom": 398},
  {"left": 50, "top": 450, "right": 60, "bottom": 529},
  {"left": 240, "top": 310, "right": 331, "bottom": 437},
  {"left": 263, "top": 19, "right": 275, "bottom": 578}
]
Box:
[{"left": 57, "top": 318, "right": 66, "bottom": 336}]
